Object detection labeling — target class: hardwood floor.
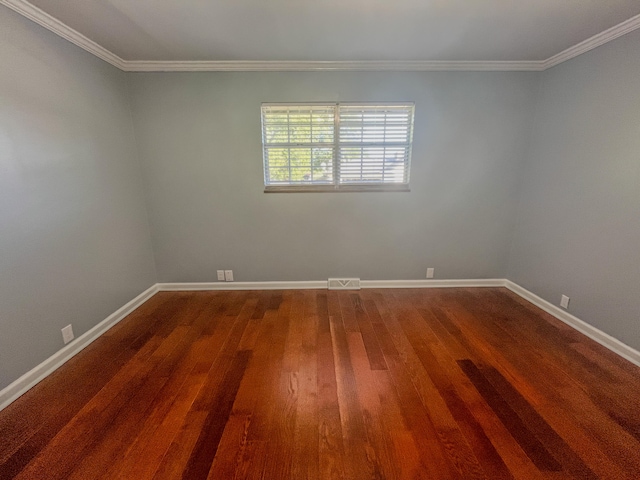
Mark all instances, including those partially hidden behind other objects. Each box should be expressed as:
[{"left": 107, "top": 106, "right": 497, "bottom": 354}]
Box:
[{"left": 1, "top": 287, "right": 639, "bottom": 479}]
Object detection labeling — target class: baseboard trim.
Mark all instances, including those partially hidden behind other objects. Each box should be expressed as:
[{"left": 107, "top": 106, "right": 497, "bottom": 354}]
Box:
[
  {"left": 361, "top": 279, "right": 505, "bottom": 288},
  {"left": 158, "top": 278, "right": 505, "bottom": 291},
  {"left": 0, "top": 284, "right": 159, "bottom": 411},
  {"left": 157, "top": 281, "right": 329, "bottom": 291},
  {"left": 504, "top": 280, "right": 640, "bottom": 367}
]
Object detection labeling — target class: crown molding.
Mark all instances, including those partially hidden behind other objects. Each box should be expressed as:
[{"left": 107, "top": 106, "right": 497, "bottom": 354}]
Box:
[
  {"left": 0, "top": 0, "right": 126, "bottom": 69},
  {"left": 121, "top": 60, "right": 544, "bottom": 72},
  {"left": 543, "top": 13, "right": 640, "bottom": 70},
  {"left": 2, "top": 0, "right": 640, "bottom": 72}
]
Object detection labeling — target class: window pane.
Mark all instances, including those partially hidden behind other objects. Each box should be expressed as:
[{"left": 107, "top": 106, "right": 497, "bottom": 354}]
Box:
[
  {"left": 262, "top": 105, "right": 334, "bottom": 145},
  {"left": 338, "top": 104, "right": 413, "bottom": 185},
  {"left": 339, "top": 105, "right": 413, "bottom": 144},
  {"left": 338, "top": 146, "right": 409, "bottom": 184},
  {"left": 261, "top": 103, "right": 413, "bottom": 189},
  {"left": 264, "top": 146, "right": 333, "bottom": 185}
]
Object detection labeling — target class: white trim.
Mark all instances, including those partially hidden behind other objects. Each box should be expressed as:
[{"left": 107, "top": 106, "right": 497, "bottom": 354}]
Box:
[
  {"left": 157, "top": 281, "right": 328, "bottom": 291},
  {"left": 121, "top": 60, "right": 544, "bottom": 72},
  {"left": 0, "top": 284, "right": 158, "bottom": 411},
  {"left": 361, "top": 279, "right": 506, "bottom": 288},
  {"left": 543, "top": 13, "right": 640, "bottom": 70},
  {"left": 0, "top": 0, "right": 126, "bottom": 70},
  {"left": 504, "top": 281, "right": 640, "bottom": 368},
  {"left": 158, "top": 279, "right": 504, "bottom": 291},
  {"left": 2, "top": 0, "right": 639, "bottom": 72}
]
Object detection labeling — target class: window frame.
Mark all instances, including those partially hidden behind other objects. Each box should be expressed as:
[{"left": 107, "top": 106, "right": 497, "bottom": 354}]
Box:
[{"left": 261, "top": 102, "right": 414, "bottom": 193}]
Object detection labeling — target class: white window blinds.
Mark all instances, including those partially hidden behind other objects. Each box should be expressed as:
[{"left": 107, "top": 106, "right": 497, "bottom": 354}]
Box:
[
  {"left": 261, "top": 103, "right": 414, "bottom": 191},
  {"left": 338, "top": 105, "right": 413, "bottom": 185}
]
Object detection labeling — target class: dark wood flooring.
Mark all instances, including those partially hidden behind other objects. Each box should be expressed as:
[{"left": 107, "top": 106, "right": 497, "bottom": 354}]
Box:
[{"left": 1, "top": 288, "right": 639, "bottom": 479}]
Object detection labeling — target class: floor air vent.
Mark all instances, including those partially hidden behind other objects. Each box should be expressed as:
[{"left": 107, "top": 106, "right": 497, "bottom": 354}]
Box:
[{"left": 328, "top": 278, "right": 361, "bottom": 290}]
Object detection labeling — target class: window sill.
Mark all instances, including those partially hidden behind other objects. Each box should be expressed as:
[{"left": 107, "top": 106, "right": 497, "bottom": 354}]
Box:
[{"left": 264, "top": 184, "right": 410, "bottom": 193}]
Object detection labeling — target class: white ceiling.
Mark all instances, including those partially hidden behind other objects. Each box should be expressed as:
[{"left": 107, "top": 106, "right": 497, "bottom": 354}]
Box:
[{"left": 17, "top": 0, "right": 640, "bottom": 63}]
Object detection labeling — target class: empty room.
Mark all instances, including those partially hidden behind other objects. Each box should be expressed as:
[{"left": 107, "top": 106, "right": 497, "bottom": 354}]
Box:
[{"left": 1, "top": 0, "right": 639, "bottom": 478}]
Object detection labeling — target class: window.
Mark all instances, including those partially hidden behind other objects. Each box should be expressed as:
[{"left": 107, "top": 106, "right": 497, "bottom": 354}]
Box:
[{"left": 261, "top": 103, "right": 414, "bottom": 192}]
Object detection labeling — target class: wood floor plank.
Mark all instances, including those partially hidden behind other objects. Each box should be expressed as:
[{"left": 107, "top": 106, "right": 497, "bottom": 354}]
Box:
[
  {"left": 387, "top": 290, "right": 489, "bottom": 479},
  {"left": 112, "top": 295, "right": 229, "bottom": 480},
  {"left": 417, "top": 298, "right": 547, "bottom": 479},
  {"left": 458, "top": 359, "right": 562, "bottom": 472},
  {"left": 371, "top": 293, "right": 461, "bottom": 479},
  {"left": 69, "top": 295, "right": 225, "bottom": 480},
  {"left": 347, "top": 331, "right": 399, "bottom": 480},
  {"left": 182, "top": 349, "right": 252, "bottom": 480},
  {"left": 481, "top": 365, "right": 599, "bottom": 480},
  {"left": 338, "top": 291, "right": 360, "bottom": 333},
  {"left": 1, "top": 288, "right": 640, "bottom": 479},
  {"left": 317, "top": 295, "right": 347, "bottom": 480},
  {"left": 290, "top": 291, "right": 320, "bottom": 480},
  {"left": 208, "top": 297, "right": 275, "bottom": 480},
  {"left": 329, "top": 312, "right": 384, "bottom": 479},
  {"left": 151, "top": 293, "right": 256, "bottom": 480},
  {"left": 261, "top": 291, "right": 300, "bottom": 479},
  {"left": 351, "top": 293, "right": 388, "bottom": 371},
  {"left": 240, "top": 310, "right": 277, "bottom": 445},
  {"left": 411, "top": 308, "right": 514, "bottom": 480}
]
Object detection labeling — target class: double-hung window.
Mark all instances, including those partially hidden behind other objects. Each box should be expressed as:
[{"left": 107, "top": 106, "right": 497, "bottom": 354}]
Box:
[{"left": 261, "top": 103, "right": 414, "bottom": 192}]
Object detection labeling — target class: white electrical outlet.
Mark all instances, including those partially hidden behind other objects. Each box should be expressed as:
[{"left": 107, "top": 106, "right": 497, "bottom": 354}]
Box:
[
  {"left": 217, "top": 270, "right": 225, "bottom": 281},
  {"left": 224, "top": 270, "right": 234, "bottom": 282},
  {"left": 560, "top": 295, "right": 570, "bottom": 309},
  {"left": 61, "top": 324, "right": 74, "bottom": 344},
  {"left": 426, "top": 268, "right": 435, "bottom": 279}
]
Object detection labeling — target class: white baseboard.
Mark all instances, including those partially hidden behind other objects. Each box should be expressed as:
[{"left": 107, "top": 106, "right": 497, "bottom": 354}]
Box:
[
  {"left": 504, "top": 280, "right": 640, "bottom": 367},
  {"left": 157, "top": 281, "right": 328, "bottom": 291},
  {"left": 0, "top": 284, "right": 159, "bottom": 411},
  {"left": 158, "top": 278, "right": 505, "bottom": 291},
  {"left": 361, "top": 279, "right": 505, "bottom": 288}
]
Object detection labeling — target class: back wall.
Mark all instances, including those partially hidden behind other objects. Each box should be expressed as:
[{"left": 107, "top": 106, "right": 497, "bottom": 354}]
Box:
[{"left": 128, "top": 71, "right": 538, "bottom": 282}]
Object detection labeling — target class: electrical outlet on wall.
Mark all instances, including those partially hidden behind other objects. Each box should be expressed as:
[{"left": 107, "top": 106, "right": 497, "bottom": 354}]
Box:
[
  {"left": 426, "top": 268, "right": 435, "bottom": 279},
  {"left": 217, "top": 270, "right": 225, "bottom": 281},
  {"left": 224, "top": 270, "right": 234, "bottom": 282},
  {"left": 560, "top": 295, "right": 570, "bottom": 309},
  {"left": 61, "top": 324, "right": 74, "bottom": 344}
]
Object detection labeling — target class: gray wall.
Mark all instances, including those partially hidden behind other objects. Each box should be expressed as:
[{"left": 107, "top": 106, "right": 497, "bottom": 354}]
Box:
[
  {"left": 0, "top": 7, "right": 156, "bottom": 390},
  {"left": 128, "top": 71, "right": 538, "bottom": 283},
  {"left": 508, "top": 29, "right": 640, "bottom": 350}
]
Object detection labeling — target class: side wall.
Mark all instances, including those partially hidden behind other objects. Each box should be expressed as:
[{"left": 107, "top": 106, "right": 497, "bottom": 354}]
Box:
[
  {"left": 129, "top": 71, "right": 538, "bottom": 283},
  {"left": 508, "top": 29, "right": 640, "bottom": 350},
  {"left": 0, "top": 6, "right": 157, "bottom": 390}
]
